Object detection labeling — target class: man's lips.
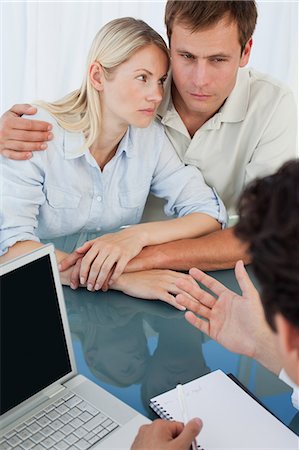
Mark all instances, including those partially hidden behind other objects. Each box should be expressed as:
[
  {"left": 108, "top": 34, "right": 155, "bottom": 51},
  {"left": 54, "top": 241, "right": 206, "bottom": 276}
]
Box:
[{"left": 189, "top": 92, "right": 212, "bottom": 99}]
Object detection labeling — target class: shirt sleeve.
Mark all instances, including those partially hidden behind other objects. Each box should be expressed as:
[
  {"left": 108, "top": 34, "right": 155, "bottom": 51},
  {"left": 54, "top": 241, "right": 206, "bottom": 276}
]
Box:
[
  {"left": 150, "top": 131, "right": 227, "bottom": 227},
  {"left": 0, "top": 155, "right": 46, "bottom": 255},
  {"left": 279, "top": 369, "right": 299, "bottom": 410},
  {"left": 245, "top": 91, "right": 297, "bottom": 184}
]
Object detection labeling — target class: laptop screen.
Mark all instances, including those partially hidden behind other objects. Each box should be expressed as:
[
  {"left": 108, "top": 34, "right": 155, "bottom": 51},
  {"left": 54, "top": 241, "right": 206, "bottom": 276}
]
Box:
[{"left": 0, "top": 254, "right": 72, "bottom": 415}]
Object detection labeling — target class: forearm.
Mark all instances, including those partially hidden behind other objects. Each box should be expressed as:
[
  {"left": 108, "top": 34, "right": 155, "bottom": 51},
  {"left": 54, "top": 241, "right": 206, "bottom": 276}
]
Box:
[
  {"left": 253, "top": 326, "right": 282, "bottom": 375},
  {"left": 0, "top": 240, "right": 72, "bottom": 285},
  {"left": 133, "top": 213, "right": 220, "bottom": 247},
  {"left": 126, "top": 227, "right": 250, "bottom": 272}
]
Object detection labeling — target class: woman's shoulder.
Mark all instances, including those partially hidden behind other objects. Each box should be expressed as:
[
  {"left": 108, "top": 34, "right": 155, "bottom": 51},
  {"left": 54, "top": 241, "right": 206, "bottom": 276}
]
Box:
[{"left": 130, "top": 119, "right": 166, "bottom": 142}]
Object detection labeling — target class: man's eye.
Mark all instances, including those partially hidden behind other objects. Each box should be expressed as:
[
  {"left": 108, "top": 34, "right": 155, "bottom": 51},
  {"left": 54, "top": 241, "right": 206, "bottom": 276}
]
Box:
[
  {"left": 136, "top": 74, "right": 147, "bottom": 82},
  {"left": 211, "top": 58, "right": 226, "bottom": 63},
  {"left": 181, "top": 53, "right": 194, "bottom": 60}
]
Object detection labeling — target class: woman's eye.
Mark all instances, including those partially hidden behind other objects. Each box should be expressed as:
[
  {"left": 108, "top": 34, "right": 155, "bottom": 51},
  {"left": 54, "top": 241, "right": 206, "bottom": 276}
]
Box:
[{"left": 136, "top": 74, "right": 147, "bottom": 82}]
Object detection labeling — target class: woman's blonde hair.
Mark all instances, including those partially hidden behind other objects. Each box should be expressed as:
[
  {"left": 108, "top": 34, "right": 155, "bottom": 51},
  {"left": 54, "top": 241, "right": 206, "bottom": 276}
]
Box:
[{"left": 37, "top": 17, "right": 169, "bottom": 149}]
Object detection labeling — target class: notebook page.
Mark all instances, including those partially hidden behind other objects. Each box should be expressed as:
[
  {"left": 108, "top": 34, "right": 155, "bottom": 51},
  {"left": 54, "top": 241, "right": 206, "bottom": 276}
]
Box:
[{"left": 150, "top": 369, "right": 298, "bottom": 449}]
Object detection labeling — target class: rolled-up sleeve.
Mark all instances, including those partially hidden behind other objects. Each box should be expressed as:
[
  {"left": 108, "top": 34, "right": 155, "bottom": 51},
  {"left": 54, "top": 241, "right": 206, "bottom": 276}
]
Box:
[
  {"left": 150, "top": 133, "right": 227, "bottom": 228},
  {"left": 0, "top": 156, "right": 45, "bottom": 255}
]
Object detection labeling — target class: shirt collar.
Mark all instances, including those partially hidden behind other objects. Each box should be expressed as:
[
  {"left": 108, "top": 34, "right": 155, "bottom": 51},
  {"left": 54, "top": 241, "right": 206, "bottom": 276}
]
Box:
[
  {"left": 158, "top": 67, "right": 250, "bottom": 129},
  {"left": 218, "top": 67, "right": 250, "bottom": 123},
  {"left": 63, "top": 126, "right": 135, "bottom": 160}
]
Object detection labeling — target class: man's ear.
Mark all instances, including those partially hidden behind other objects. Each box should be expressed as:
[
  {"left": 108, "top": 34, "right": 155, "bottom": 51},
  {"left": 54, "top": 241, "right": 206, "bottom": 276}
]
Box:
[
  {"left": 275, "top": 314, "right": 299, "bottom": 357},
  {"left": 240, "top": 38, "right": 253, "bottom": 68},
  {"left": 89, "top": 61, "right": 105, "bottom": 91}
]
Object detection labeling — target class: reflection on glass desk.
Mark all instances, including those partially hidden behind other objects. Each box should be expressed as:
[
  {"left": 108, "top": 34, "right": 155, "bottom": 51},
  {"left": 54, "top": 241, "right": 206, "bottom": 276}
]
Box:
[{"left": 61, "top": 266, "right": 299, "bottom": 436}]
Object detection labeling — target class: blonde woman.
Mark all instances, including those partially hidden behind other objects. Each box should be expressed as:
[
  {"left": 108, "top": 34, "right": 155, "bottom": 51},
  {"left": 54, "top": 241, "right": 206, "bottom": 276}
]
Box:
[{"left": 1, "top": 18, "right": 226, "bottom": 308}]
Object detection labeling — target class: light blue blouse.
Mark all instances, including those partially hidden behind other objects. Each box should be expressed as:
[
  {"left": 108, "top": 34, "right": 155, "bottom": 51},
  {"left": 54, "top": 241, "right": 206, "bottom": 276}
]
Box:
[{"left": 0, "top": 108, "right": 227, "bottom": 255}]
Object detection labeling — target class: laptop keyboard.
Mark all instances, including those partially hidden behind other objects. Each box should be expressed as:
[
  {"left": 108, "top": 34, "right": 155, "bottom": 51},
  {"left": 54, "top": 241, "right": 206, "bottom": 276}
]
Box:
[{"left": 0, "top": 391, "right": 119, "bottom": 450}]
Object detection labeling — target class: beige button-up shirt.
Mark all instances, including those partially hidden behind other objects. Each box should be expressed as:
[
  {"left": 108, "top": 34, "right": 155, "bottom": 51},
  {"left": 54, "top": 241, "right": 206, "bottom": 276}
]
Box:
[{"left": 157, "top": 67, "right": 297, "bottom": 219}]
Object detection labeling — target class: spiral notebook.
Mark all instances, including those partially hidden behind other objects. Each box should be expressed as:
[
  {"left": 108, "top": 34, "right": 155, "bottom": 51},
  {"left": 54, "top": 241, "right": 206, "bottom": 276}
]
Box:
[{"left": 150, "top": 369, "right": 298, "bottom": 449}]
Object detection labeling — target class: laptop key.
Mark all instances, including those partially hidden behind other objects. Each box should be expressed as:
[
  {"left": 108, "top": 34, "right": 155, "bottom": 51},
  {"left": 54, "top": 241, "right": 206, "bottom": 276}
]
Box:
[
  {"left": 49, "top": 419, "right": 64, "bottom": 430},
  {"left": 27, "top": 422, "right": 41, "bottom": 434},
  {"left": 40, "top": 436, "right": 56, "bottom": 448},
  {"left": 83, "top": 413, "right": 108, "bottom": 431},
  {"left": 20, "top": 439, "right": 35, "bottom": 449},
  {"left": 46, "top": 409, "right": 60, "bottom": 421},
  {"left": 65, "top": 396, "right": 82, "bottom": 408},
  {"left": 75, "top": 438, "right": 90, "bottom": 450},
  {"left": 1, "top": 442, "right": 13, "bottom": 450},
  {"left": 86, "top": 434, "right": 101, "bottom": 445},
  {"left": 59, "top": 412, "right": 73, "bottom": 424},
  {"left": 62, "top": 391, "right": 75, "bottom": 401},
  {"left": 60, "top": 423, "right": 75, "bottom": 436},
  {"left": 64, "top": 433, "right": 79, "bottom": 445},
  {"left": 7, "top": 434, "right": 22, "bottom": 446},
  {"left": 78, "top": 411, "right": 93, "bottom": 423},
  {"left": 73, "top": 427, "right": 88, "bottom": 439},
  {"left": 40, "top": 425, "right": 54, "bottom": 437},
  {"left": 4, "top": 430, "right": 16, "bottom": 439},
  {"left": 30, "top": 431, "right": 44, "bottom": 444},
  {"left": 106, "top": 422, "right": 119, "bottom": 432},
  {"left": 51, "top": 430, "right": 65, "bottom": 442},
  {"left": 68, "top": 406, "right": 81, "bottom": 418},
  {"left": 18, "top": 429, "right": 32, "bottom": 440},
  {"left": 53, "top": 441, "right": 69, "bottom": 450}
]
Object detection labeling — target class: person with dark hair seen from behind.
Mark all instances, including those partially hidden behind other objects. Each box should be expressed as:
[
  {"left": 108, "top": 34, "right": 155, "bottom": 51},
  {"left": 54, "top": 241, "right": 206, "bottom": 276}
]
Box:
[
  {"left": 1, "top": 1, "right": 296, "bottom": 278},
  {"left": 130, "top": 160, "right": 299, "bottom": 449}
]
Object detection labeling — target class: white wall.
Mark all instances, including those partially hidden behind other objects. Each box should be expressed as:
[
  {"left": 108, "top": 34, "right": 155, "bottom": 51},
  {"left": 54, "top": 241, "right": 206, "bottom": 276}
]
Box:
[{"left": 1, "top": 0, "right": 298, "bottom": 114}]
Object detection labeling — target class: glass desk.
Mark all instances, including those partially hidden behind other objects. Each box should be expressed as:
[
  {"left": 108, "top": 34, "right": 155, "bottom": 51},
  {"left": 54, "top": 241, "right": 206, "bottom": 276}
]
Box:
[{"left": 61, "top": 266, "right": 299, "bottom": 436}]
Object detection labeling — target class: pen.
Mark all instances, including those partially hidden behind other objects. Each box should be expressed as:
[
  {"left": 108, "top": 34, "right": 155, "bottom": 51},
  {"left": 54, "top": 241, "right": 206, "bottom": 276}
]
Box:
[{"left": 176, "top": 383, "right": 197, "bottom": 450}]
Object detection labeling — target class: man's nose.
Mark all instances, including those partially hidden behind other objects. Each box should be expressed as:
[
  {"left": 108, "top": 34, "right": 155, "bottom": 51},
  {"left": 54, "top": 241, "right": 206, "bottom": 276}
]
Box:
[{"left": 192, "top": 61, "right": 210, "bottom": 87}]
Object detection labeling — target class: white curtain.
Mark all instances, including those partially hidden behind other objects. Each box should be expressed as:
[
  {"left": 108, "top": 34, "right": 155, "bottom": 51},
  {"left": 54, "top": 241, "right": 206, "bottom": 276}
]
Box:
[{"left": 1, "top": 1, "right": 297, "bottom": 113}]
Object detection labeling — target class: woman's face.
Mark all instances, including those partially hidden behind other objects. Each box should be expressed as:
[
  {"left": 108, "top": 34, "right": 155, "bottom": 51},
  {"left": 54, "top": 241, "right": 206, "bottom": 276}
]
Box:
[{"left": 100, "top": 44, "right": 169, "bottom": 128}]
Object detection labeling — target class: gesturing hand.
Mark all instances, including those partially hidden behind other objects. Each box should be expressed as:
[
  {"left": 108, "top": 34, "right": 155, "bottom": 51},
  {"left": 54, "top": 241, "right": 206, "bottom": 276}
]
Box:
[{"left": 175, "top": 261, "right": 266, "bottom": 358}]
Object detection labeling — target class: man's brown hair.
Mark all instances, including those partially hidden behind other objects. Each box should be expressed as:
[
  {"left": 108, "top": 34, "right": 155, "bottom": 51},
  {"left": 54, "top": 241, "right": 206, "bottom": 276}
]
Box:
[{"left": 165, "top": 0, "right": 257, "bottom": 53}]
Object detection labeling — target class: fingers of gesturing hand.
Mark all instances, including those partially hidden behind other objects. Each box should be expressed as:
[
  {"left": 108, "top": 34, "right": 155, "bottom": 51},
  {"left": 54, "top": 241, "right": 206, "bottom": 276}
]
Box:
[
  {"left": 175, "top": 275, "right": 217, "bottom": 310},
  {"left": 184, "top": 311, "right": 210, "bottom": 336},
  {"left": 188, "top": 267, "right": 228, "bottom": 298},
  {"left": 175, "top": 292, "right": 212, "bottom": 320}
]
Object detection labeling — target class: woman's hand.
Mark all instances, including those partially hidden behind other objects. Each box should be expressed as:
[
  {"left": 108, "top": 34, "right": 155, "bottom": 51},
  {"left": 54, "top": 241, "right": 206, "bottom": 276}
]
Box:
[
  {"left": 110, "top": 269, "right": 198, "bottom": 311},
  {"left": 66, "top": 227, "right": 148, "bottom": 291}
]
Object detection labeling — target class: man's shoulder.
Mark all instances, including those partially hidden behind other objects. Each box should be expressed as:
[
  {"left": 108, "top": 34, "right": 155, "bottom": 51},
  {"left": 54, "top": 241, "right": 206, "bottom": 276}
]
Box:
[{"left": 247, "top": 68, "right": 293, "bottom": 97}]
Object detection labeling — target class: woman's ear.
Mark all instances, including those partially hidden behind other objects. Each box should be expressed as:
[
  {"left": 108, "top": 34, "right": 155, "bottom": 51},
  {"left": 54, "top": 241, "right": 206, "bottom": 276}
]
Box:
[{"left": 89, "top": 62, "right": 105, "bottom": 91}]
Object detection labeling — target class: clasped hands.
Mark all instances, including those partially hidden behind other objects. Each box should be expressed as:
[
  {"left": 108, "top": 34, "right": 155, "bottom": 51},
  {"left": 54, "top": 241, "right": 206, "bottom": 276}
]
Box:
[{"left": 59, "top": 227, "right": 146, "bottom": 291}]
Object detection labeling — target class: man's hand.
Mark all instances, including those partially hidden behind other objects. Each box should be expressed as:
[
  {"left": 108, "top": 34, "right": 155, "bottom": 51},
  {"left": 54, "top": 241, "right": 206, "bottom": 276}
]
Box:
[
  {"left": 0, "top": 104, "right": 53, "bottom": 160},
  {"left": 175, "top": 261, "right": 267, "bottom": 358},
  {"left": 131, "top": 418, "right": 202, "bottom": 450}
]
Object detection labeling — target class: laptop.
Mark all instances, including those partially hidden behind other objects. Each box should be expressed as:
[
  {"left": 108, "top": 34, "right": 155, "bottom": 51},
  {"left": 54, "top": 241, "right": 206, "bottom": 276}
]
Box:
[{"left": 0, "top": 244, "right": 151, "bottom": 449}]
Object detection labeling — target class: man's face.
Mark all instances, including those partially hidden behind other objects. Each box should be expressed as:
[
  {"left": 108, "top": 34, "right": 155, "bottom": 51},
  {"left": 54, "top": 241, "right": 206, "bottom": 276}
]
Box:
[{"left": 170, "top": 17, "right": 252, "bottom": 119}]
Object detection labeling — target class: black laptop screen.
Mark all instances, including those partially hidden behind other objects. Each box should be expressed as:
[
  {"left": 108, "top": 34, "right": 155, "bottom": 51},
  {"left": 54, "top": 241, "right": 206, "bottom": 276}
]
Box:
[{"left": 0, "top": 254, "right": 72, "bottom": 415}]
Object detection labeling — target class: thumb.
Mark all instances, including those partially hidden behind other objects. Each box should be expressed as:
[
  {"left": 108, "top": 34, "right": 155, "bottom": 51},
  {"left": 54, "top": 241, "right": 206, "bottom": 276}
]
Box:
[
  {"left": 10, "top": 103, "right": 37, "bottom": 116},
  {"left": 173, "top": 418, "right": 203, "bottom": 450}
]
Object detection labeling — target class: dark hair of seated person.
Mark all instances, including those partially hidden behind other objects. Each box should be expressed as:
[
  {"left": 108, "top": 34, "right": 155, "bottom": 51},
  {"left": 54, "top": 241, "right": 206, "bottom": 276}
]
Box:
[{"left": 235, "top": 159, "right": 299, "bottom": 332}]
